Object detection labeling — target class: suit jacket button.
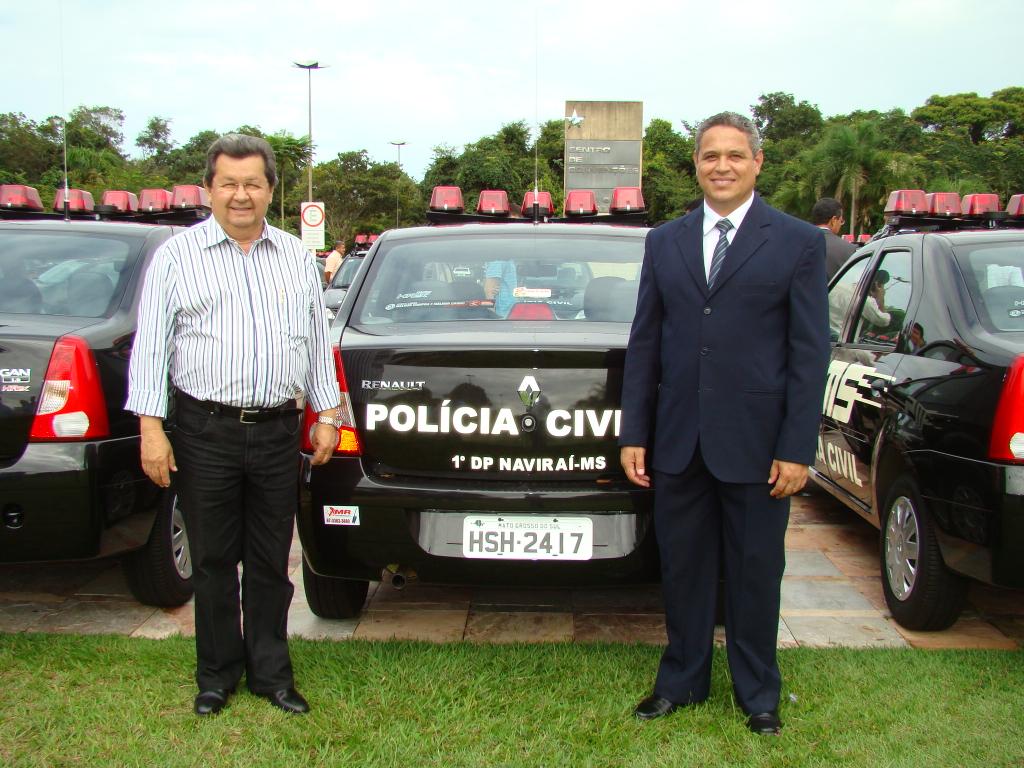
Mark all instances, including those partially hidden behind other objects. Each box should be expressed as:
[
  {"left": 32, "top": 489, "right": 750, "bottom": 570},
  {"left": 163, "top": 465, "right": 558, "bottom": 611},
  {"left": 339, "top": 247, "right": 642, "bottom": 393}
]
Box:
[{"left": 703, "top": 307, "right": 712, "bottom": 315}]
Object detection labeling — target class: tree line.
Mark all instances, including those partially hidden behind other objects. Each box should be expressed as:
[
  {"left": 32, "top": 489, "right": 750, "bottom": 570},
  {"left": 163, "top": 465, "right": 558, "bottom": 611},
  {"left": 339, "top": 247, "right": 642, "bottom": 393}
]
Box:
[{"left": 2, "top": 87, "right": 1022, "bottom": 243}]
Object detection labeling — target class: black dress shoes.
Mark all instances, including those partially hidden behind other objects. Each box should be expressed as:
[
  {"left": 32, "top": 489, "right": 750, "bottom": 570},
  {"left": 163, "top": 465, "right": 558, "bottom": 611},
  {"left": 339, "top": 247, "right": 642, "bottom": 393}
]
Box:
[
  {"left": 633, "top": 694, "right": 679, "bottom": 720},
  {"left": 260, "top": 687, "right": 310, "bottom": 714},
  {"left": 746, "top": 710, "right": 782, "bottom": 735},
  {"left": 194, "top": 688, "right": 231, "bottom": 716}
]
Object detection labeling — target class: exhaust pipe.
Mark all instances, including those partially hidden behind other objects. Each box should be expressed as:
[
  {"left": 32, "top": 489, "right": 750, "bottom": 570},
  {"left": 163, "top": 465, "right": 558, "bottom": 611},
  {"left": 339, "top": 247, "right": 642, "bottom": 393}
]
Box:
[{"left": 382, "top": 564, "right": 416, "bottom": 590}]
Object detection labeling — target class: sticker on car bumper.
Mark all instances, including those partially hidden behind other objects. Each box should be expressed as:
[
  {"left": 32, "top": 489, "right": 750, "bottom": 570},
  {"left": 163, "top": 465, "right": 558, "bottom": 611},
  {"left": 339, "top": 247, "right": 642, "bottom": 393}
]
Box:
[{"left": 324, "top": 505, "right": 360, "bottom": 526}]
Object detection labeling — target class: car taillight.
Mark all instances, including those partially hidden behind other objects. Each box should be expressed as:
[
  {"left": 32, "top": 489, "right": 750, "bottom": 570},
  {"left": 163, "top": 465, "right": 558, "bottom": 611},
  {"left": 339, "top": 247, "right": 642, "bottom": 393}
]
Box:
[
  {"left": 29, "top": 336, "right": 110, "bottom": 441},
  {"left": 301, "top": 345, "right": 361, "bottom": 456},
  {"left": 989, "top": 354, "right": 1024, "bottom": 463}
]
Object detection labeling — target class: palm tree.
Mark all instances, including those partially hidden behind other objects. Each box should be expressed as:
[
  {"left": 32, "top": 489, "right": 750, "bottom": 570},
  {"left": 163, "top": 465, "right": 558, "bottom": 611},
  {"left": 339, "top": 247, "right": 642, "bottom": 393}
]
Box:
[{"left": 266, "top": 132, "right": 312, "bottom": 229}]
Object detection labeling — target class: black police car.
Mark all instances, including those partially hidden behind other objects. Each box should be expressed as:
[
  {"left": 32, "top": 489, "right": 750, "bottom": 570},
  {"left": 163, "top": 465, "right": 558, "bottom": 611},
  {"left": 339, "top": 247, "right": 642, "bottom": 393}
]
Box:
[
  {"left": 0, "top": 183, "right": 207, "bottom": 606},
  {"left": 814, "top": 189, "right": 1024, "bottom": 630},
  {"left": 298, "top": 186, "right": 655, "bottom": 618}
]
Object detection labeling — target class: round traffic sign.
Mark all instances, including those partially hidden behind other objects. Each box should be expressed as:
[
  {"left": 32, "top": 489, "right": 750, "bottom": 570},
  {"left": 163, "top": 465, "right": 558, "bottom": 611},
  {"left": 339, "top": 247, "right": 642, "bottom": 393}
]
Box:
[{"left": 301, "top": 203, "right": 325, "bottom": 228}]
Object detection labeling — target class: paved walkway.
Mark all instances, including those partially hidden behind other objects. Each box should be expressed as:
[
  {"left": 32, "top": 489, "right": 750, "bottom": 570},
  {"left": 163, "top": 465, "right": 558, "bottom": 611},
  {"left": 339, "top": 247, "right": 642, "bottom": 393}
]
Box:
[{"left": 1, "top": 486, "right": 1021, "bottom": 649}]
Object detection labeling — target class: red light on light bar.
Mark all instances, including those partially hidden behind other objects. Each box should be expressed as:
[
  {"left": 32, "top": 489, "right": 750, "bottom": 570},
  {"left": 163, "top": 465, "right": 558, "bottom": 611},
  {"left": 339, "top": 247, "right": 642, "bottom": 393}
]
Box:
[
  {"left": 841, "top": 234, "right": 854, "bottom": 243},
  {"left": 610, "top": 187, "right": 645, "bottom": 213},
  {"left": 961, "top": 193, "right": 1000, "bottom": 215},
  {"left": 354, "top": 234, "right": 368, "bottom": 245},
  {"left": 857, "top": 234, "right": 872, "bottom": 243},
  {"left": 139, "top": 189, "right": 172, "bottom": 212},
  {"left": 476, "top": 190, "right": 510, "bottom": 216},
  {"left": 172, "top": 185, "right": 210, "bottom": 209},
  {"left": 53, "top": 188, "right": 95, "bottom": 212},
  {"left": 521, "top": 190, "right": 554, "bottom": 217},
  {"left": 565, "top": 189, "right": 597, "bottom": 216},
  {"left": 100, "top": 190, "right": 139, "bottom": 212},
  {"left": 368, "top": 234, "right": 378, "bottom": 243},
  {"left": 0, "top": 184, "right": 44, "bottom": 211},
  {"left": 1008, "top": 195, "right": 1024, "bottom": 217},
  {"left": 926, "top": 192, "right": 960, "bottom": 216},
  {"left": 884, "top": 189, "right": 927, "bottom": 215},
  {"left": 429, "top": 185, "right": 464, "bottom": 213}
]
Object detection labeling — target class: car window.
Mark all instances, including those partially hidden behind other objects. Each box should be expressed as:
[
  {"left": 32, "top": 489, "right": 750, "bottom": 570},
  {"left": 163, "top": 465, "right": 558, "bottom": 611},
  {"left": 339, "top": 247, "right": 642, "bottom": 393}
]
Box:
[
  {"left": 955, "top": 243, "right": 1024, "bottom": 332},
  {"left": 0, "top": 232, "right": 139, "bottom": 317},
  {"left": 853, "top": 250, "right": 912, "bottom": 346},
  {"left": 331, "top": 256, "right": 363, "bottom": 288},
  {"left": 827, "top": 257, "right": 870, "bottom": 341},
  {"left": 353, "top": 233, "right": 645, "bottom": 324}
]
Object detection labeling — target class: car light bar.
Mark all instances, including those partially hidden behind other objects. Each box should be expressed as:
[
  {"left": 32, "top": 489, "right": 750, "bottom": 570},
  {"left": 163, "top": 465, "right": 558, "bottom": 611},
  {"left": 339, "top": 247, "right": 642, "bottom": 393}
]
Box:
[
  {"left": 99, "top": 190, "right": 139, "bottom": 213},
  {"left": 172, "top": 185, "right": 211, "bottom": 209},
  {"left": 961, "top": 193, "right": 1000, "bottom": 216},
  {"left": 429, "top": 186, "right": 464, "bottom": 213},
  {"left": 521, "top": 190, "right": 554, "bottom": 217},
  {"left": 139, "top": 189, "right": 173, "bottom": 212},
  {"left": 0, "top": 184, "right": 44, "bottom": 211},
  {"left": 884, "top": 189, "right": 927, "bottom": 215},
  {"left": 53, "top": 188, "right": 95, "bottom": 212},
  {"left": 609, "top": 187, "right": 645, "bottom": 214},
  {"left": 564, "top": 189, "right": 598, "bottom": 216}
]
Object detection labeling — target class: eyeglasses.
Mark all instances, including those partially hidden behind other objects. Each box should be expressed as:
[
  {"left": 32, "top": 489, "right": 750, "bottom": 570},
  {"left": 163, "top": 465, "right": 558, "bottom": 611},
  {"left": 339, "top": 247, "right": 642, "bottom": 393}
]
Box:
[{"left": 215, "top": 181, "right": 269, "bottom": 194}]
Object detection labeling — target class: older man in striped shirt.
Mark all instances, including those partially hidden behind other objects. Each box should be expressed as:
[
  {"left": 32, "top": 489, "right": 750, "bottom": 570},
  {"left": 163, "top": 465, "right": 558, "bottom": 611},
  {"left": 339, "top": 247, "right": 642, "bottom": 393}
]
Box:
[{"left": 127, "top": 134, "right": 339, "bottom": 717}]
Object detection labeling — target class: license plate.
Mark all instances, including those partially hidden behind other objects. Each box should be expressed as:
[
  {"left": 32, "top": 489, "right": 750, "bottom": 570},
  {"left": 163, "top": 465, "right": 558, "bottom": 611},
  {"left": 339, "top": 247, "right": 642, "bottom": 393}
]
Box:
[{"left": 462, "top": 515, "right": 593, "bottom": 560}]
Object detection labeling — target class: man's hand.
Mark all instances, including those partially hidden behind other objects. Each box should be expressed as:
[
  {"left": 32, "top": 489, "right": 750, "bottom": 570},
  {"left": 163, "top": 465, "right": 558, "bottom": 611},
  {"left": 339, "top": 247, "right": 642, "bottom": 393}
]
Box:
[
  {"left": 310, "top": 422, "right": 338, "bottom": 466},
  {"left": 768, "top": 459, "right": 808, "bottom": 498},
  {"left": 139, "top": 415, "right": 176, "bottom": 488},
  {"left": 620, "top": 446, "right": 650, "bottom": 488}
]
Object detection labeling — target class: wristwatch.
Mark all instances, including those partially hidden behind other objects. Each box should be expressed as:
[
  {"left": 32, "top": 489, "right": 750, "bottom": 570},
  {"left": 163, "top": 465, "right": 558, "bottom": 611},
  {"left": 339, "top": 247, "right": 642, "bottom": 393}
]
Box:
[{"left": 316, "top": 414, "right": 339, "bottom": 428}]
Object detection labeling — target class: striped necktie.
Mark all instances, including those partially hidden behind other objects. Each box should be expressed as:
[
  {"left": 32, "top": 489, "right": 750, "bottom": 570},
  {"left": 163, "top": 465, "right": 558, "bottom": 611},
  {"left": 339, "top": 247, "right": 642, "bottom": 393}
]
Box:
[{"left": 707, "top": 218, "right": 733, "bottom": 289}]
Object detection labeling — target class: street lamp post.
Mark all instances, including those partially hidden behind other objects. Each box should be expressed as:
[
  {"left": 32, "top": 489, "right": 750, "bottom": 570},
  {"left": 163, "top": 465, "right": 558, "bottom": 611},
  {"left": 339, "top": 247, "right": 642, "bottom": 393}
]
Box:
[
  {"left": 293, "top": 60, "right": 325, "bottom": 202},
  {"left": 390, "top": 140, "right": 406, "bottom": 228}
]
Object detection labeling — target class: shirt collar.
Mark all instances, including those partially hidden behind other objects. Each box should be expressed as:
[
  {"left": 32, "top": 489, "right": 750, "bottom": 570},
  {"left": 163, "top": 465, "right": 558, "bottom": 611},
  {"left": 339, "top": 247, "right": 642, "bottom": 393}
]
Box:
[
  {"left": 702, "top": 193, "right": 755, "bottom": 237},
  {"left": 202, "top": 215, "right": 275, "bottom": 252}
]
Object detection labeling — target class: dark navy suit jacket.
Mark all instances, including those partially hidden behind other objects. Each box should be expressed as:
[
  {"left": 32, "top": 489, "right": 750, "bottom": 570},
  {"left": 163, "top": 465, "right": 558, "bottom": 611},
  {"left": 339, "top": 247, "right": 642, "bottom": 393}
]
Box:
[{"left": 620, "top": 194, "right": 830, "bottom": 483}]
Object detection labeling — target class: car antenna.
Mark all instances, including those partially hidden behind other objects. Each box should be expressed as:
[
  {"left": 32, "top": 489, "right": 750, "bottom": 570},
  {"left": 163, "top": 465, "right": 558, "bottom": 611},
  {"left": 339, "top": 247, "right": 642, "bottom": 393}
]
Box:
[
  {"left": 58, "top": 0, "right": 70, "bottom": 222},
  {"left": 531, "top": 0, "right": 540, "bottom": 225}
]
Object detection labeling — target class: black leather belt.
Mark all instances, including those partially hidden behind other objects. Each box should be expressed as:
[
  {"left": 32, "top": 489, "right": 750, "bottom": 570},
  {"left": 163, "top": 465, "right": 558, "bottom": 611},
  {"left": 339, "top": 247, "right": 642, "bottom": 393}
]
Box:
[{"left": 176, "top": 390, "right": 301, "bottom": 424}]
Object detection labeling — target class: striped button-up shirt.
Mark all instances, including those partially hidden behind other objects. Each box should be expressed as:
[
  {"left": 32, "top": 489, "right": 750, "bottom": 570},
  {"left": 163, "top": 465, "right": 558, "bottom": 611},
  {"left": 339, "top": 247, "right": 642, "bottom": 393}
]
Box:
[{"left": 126, "top": 216, "right": 339, "bottom": 418}]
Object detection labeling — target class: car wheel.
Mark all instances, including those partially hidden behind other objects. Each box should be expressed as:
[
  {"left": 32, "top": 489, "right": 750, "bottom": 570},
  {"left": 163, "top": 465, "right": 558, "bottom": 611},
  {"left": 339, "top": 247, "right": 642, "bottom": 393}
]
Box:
[
  {"left": 302, "top": 557, "right": 369, "bottom": 619},
  {"left": 880, "top": 475, "right": 966, "bottom": 630},
  {"left": 122, "top": 489, "right": 194, "bottom": 607}
]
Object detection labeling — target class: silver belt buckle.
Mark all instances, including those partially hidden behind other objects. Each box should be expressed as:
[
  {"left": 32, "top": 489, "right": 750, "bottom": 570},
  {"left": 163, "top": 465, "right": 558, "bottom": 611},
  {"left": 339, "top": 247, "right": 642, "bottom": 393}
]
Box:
[{"left": 239, "top": 408, "right": 260, "bottom": 424}]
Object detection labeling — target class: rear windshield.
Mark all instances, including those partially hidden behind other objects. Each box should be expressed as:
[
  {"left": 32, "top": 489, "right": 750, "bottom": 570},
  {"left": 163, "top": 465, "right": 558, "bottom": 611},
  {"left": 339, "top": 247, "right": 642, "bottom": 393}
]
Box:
[
  {"left": 353, "top": 232, "right": 646, "bottom": 324},
  {"left": 955, "top": 242, "right": 1024, "bottom": 332},
  {"left": 0, "top": 231, "right": 143, "bottom": 317}
]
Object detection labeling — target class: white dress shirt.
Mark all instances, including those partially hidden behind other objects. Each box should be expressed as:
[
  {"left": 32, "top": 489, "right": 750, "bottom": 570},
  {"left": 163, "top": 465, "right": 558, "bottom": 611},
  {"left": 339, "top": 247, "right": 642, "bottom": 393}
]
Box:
[{"left": 701, "top": 194, "right": 755, "bottom": 281}]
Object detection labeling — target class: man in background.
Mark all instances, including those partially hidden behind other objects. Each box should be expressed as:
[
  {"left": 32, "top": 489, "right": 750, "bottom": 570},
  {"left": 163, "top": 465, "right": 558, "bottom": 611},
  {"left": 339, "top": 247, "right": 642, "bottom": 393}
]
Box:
[
  {"left": 811, "top": 197, "right": 857, "bottom": 280},
  {"left": 324, "top": 239, "right": 345, "bottom": 284}
]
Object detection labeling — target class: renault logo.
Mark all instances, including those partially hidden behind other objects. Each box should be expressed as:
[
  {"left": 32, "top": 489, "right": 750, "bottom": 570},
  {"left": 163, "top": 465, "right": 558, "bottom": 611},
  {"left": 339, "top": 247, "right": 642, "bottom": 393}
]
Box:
[{"left": 518, "top": 375, "right": 540, "bottom": 408}]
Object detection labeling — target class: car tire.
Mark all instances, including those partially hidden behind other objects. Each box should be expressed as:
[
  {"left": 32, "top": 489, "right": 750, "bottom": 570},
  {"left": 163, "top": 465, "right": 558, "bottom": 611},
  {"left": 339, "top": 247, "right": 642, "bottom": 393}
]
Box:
[
  {"left": 302, "top": 557, "right": 369, "bottom": 619},
  {"left": 122, "top": 490, "right": 194, "bottom": 607},
  {"left": 880, "top": 475, "right": 966, "bottom": 630}
]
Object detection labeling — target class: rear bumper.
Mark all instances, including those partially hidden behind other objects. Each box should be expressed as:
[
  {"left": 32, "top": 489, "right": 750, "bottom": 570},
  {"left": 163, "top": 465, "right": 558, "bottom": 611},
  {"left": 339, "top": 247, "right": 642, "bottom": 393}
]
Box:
[
  {"left": 916, "top": 454, "right": 1024, "bottom": 588},
  {"left": 298, "top": 456, "right": 659, "bottom": 586},
  {"left": 0, "top": 437, "right": 159, "bottom": 563}
]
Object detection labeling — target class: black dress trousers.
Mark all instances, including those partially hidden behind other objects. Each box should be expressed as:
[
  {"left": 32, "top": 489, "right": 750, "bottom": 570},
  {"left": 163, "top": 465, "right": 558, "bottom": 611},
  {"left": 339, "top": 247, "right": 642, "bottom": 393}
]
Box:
[
  {"left": 171, "top": 394, "right": 302, "bottom": 694},
  {"left": 652, "top": 445, "right": 790, "bottom": 715}
]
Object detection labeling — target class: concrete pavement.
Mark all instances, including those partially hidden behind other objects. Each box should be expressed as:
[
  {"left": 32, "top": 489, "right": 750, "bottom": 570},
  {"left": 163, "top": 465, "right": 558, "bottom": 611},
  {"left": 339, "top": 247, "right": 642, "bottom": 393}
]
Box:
[{"left": 1, "top": 485, "right": 1021, "bottom": 649}]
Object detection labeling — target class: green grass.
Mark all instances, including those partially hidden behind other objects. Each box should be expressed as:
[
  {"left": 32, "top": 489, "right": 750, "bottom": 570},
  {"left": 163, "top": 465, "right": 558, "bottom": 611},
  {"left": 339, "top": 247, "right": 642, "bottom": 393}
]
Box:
[{"left": 1, "top": 635, "right": 1022, "bottom": 768}]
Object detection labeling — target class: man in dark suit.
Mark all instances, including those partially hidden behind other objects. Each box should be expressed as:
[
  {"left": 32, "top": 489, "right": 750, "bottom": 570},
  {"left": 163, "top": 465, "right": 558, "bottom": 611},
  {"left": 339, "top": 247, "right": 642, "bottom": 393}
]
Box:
[
  {"left": 811, "top": 197, "right": 857, "bottom": 280},
  {"left": 619, "top": 112, "right": 829, "bottom": 735}
]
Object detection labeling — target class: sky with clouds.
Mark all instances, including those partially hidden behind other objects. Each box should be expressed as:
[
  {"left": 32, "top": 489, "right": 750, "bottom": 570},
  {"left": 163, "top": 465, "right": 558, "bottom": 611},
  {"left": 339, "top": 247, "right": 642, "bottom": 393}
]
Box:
[{"left": 2, "top": 0, "right": 1020, "bottom": 181}]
